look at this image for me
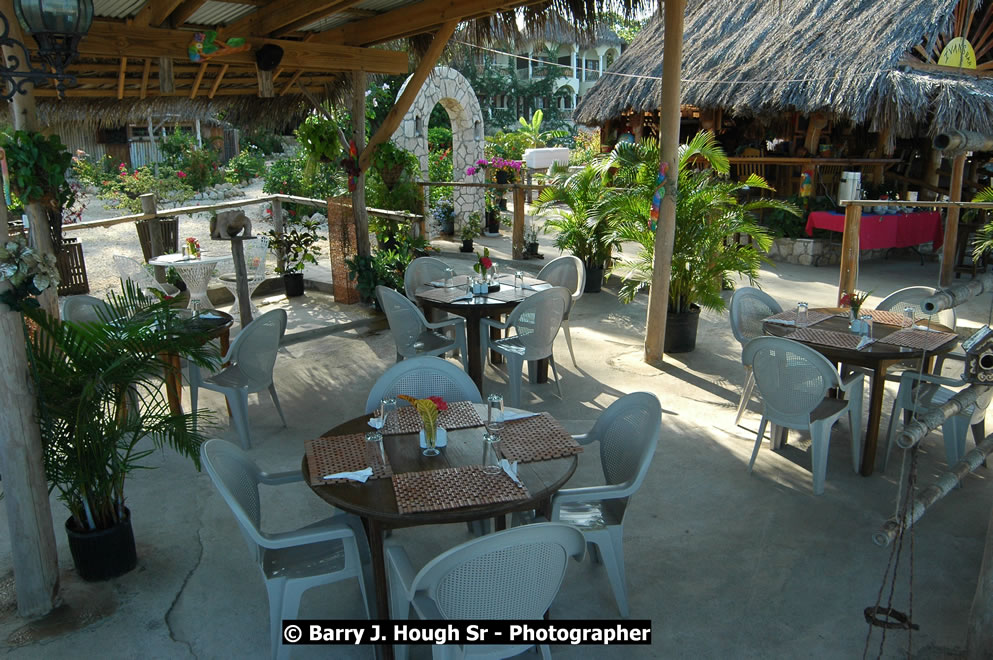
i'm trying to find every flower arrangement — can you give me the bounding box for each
[840,289,872,317]
[0,235,60,311]
[473,247,493,278]
[185,236,201,258]
[397,394,448,452]
[466,158,523,181]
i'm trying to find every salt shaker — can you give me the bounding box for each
[796,302,809,328]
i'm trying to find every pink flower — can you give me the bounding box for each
[177,170,187,178]
[466,166,477,176]
[480,256,492,270]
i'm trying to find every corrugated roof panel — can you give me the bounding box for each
[187,1,258,26]
[300,0,417,32]
[300,15,352,32]
[94,0,145,20]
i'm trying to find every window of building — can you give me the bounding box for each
[516,56,528,70]
[585,59,600,80]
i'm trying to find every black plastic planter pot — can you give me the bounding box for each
[583,265,604,293]
[664,305,702,353]
[283,272,305,297]
[66,510,137,581]
[460,239,474,253]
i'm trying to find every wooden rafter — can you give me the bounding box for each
[168,0,209,27]
[130,1,155,27]
[190,61,208,99]
[140,58,151,99]
[359,20,458,171]
[225,0,352,39]
[208,63,228,98]
[81,21,408,74]
[116,57,127,99]
[279,69,303,96]
[273,0,367,38]
[150,0,185,27]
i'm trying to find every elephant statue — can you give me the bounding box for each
[210,210,253,239]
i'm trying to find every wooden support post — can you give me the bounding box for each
[229,238,253,327]
[271,197,285,273]
[351,70,371,258]
[140,58,151,99]
[644,0,684,363]
[941,153,968,287]
[871,125,892,185]
[159,56,174,93]
[512,186,525,259]
[925,144,942,201]
[116,57,128,99]
[208,63,228,99]
[838,204,862,302]
[256,67,274,98]
[190,61,208,99]
[140,194,166,282]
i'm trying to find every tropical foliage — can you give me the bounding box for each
[603,131,799,313]
[24,281,219,532]
[971,186,993,261]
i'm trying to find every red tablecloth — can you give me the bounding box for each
[805,211,944,250]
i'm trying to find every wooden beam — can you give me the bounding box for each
[208,63,228,98]
[159,55,174,93]
[150,0,185,27]
[837,204,862,303]
[130,1,156,27]
[139,58,151,98]
[279,69,303,96]
[941,153,968,287]
[359,20,457,171]
[82,21,408,75]
[116,57,128,99]
[256,67,274,97]
[226,0,354,38]
[189,61,208,99]
[273,0,367,37]
[316,0,524,46]
[168,0,208,27]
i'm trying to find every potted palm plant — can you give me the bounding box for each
[534,165,620,292]
[266,216,324,297]
[23,281,219,581]
[604,131,799,352]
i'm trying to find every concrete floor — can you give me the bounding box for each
[2,248,991,659]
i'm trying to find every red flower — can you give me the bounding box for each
[427,396,448,411]
[839,293,851,306]
[177,170,187,178]
[479,257,493,270]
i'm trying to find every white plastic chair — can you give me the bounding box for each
[219,236,270,324]
[729,287,783,425]
[882,368,992,471]
[537,255,585,366]
[364,356,481,414]
[191,309,288,449]
[113,254,180,297]
[62,295,115,323]
[376,286,468,370]
[403,256,451,301]
[386,523,585,660]
[743,337,865,495]
[543,392,661,618]
[480,287,570,407]
[201,440,370,660]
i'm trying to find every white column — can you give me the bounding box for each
[528,50,533,78]
[572,92,578,108]
[599,53,605,78]
[580,53,585,82]
[572,47,578,80]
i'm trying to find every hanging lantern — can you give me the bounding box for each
[13,0,93,86]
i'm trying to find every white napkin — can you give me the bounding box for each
[322,467,373,482]
[913,324,943,333]
[856,336,877,351]
[450,294,473,302]
[764,318,795,326]
[502,410,540,422]
[368,417,385,429]
[499,458,522,486]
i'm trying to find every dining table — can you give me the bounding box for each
[162,309,233,415]
[148,253,232,311]
[303,403,580,659]
[763,307,959,476]
[415,274,557,391]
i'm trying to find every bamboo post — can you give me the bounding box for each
[941,153,967,287]
[837,204,862,303]
[644,0,685,363]
[271,197,285,273]
[512,185,526,259]
[351,71,371,259]
[140,194,166,282]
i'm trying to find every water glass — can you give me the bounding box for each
[486,393,505,433]
[482,433,502,475]
[365,431,385,468]
[489,263,499,283]
[191,299,202,318]
[860,314,873,339]
[444,267,455,288]
[795,301,808,328]
[902,306,915,328]
[514,271,525,289]
[379,397,397,432]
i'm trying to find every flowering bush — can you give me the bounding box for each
[224,146,266,185]
[0,235,59,310]
[99,163,194,214]
[466,157,523,182]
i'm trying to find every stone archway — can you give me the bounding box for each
[392,66,485,233]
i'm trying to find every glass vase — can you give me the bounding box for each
[418,424,446,456]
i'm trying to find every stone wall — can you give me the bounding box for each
[765,237,890,266]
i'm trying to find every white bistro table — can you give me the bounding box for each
[148,253,231,310]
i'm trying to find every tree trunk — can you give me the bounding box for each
[644,0,685,363]
[351,71,371,259]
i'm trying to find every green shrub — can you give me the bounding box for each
[428,126,452,151]
[427,146,452,205]
[242,130,284,155]
[570,129,601,166]
[224,147,266,184]
[100,163,194,214]
[71,151,115,189]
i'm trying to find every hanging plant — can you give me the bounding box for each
[0,130,75,210]
[295,115,342,180]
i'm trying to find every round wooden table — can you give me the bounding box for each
[763,308,958,476]
[304,408,578,657]
[415,275,553,391]
[163,309,233,415]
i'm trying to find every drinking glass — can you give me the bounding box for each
[444,267,455,288]
[796,302,808,328]
[514,271,525,289]
[860,314,873,339]
[489,263,499,283]
[902,306,915,328]
[365,431,385,468]
[379,397,397,433]
[482,433,502,475]
[486,393,505,434]
[191,299,202,318]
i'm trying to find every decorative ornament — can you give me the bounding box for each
[188,31,249,63]
[341,140,361,192]
[649,161,668,230]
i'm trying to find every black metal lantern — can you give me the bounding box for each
[0,0,92,99]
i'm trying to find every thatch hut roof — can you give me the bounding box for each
[573,0,993,139]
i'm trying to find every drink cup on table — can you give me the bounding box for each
[796,302,808,328]
[486,393,505,433]
[365,431,385,468]
[482,433,502,475]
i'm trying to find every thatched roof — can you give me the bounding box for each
[471,13,625,50]
[573,0,993,140]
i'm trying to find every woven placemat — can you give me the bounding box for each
[764,309,832,326]
[865,309,912,326]
[392,466,529,514]
[878,328,959,351]
[786,327,868,350]
[305,433,393,486]
[496,413,583,463]
[382,400,483,435]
